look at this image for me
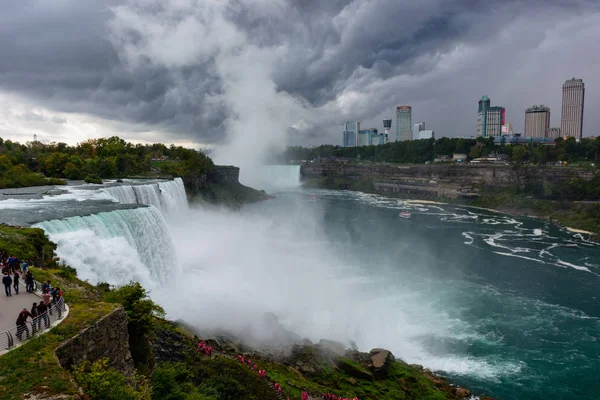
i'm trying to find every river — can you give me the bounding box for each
[1,166,598,400]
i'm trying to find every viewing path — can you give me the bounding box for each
[0,284,38,332]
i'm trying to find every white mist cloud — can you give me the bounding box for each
[108,0,319,182]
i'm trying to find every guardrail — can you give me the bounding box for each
[0,280,67,352]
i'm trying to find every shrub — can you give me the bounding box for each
[73,358,150,400]
[85,174,103,184]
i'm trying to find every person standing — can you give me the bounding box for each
[37,301,49,329]
[2,272,12,296]
[25,271,34,293]
[31,302,39,334]
[13,271,20,294]
[16,308,33,341]
[42,289,52,316]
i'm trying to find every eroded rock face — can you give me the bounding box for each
[55,307,134,377]
[368,348,395,379]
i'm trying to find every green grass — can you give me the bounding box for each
[258,358,448,400]
[0,266,118,400]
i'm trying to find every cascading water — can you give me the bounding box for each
[34,207,176,287]
[101,178,188,215]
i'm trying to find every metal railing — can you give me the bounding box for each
[0,281,67,352]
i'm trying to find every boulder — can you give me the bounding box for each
[368,348,395,379]
[455,388,472,398]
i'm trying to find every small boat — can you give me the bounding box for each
[399,211,411,219]
[308,195,317,201]
[562,243,578,248]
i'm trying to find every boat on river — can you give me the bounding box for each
[399,211,411,219]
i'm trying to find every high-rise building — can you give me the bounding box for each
[547,127,561,138]
[524,105,551,138]
[412,122,425,139]
[342,121,360,147]
[561,78,585,139]
[477,96,505,137]
[396,106,412,141]
[383,119,392,144]
[358,128,378,146]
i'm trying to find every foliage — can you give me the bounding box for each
[85,173,103,184]
[0,224,58,267]
[151,363,213,400]
[73,358,150,400]
[278,136,600,166]
[105,282,165,375]
[0,136,214,188]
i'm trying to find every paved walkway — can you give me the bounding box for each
[0,284,39,332]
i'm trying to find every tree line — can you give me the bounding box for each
[279,136,600,166]
[0,136,214,188]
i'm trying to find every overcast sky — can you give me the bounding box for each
[1,0,599,156]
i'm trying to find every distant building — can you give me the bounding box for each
[396,106,412,141]
[418,130,435,140]
[547,127,561,139]
[343,121,360,147]
[412,122,425,139]
[524,105,551,138]
[453,153,468,162]
[561,78,585,139]
[383,119,392,144]
[494,136,556,146]
[358,128,378,146]
[501,123,513,135]
[477,95,505,138]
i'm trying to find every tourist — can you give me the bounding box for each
[25,270,34,293]
[3,272,12,296]
[13,270,20,294]
[21,260,28,274]
[31,302,39,334]
[41,280,51,292]
[37,301,49,329]
[42,289,52,316]
[52,287,63,318]
[16,307,33,341]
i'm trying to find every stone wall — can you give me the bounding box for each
[55,306,134,376]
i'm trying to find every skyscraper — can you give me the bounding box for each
[396,106,412,141]
[560,78,585,139]
[342,121,360,147]
[524,105,551,138]
[477,95,505,137]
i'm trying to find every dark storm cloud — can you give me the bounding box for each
[0,0,599,145]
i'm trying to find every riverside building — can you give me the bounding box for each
[396,106,412,141]
[524,105,551,138]
[561,78,585,139]
[477,95,505,138]
[343,121,360,147]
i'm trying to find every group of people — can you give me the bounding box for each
[1,252,35,296]
[2,249,65,342]
[14,280,63,341]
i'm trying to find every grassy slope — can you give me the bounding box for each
[0,226,118,400]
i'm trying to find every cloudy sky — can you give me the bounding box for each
[1,0,599,157]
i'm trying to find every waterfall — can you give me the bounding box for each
[101,178,188,215]
[34,207,177,286]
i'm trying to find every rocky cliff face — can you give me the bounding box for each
[300,162,597,199]
[55,306,134,377]
[182,165,269,207]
